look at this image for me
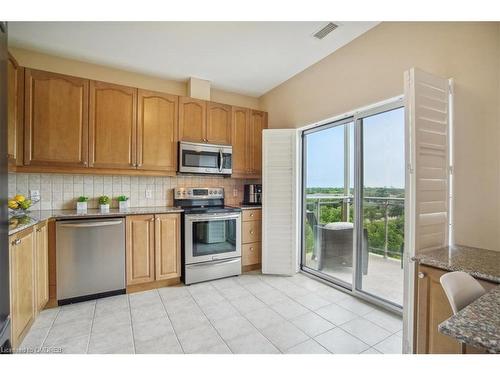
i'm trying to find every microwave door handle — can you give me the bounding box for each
[219,149,223,172]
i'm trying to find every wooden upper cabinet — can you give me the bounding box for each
[24,69,89,168]
[249,110,267,175]
[206,102,232,145]
[178,97,206,143]
[231,106,250,176]
[137,90,178,172]
[7,53,23,167]
[126,215,155,286]
[89,81,137,169]
[155,214,181,281]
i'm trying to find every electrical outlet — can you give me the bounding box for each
[29,189,40,201]
[145,190,153,199]
[233,188,238,198]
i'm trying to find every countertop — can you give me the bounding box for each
[8,207,184,236]
[412,245,500,283]
[438,285,500,353]
[237,205,262,210]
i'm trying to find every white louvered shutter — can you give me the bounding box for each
[406,68,452,256]
[262,129,299,275]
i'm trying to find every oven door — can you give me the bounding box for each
[179,142,232,175]
[185,212,241,264]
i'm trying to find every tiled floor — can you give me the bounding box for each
[19,272,403,354]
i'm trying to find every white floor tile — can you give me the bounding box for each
[373,334,403,354]
[230,294,266,314]
[293,293,331,310]
[286,339,330,354]
[177,323,225,354]
[244,306,286,330]
[340,317,393,346]
[290,312,335,337]
[270,297,310,320]
[260,321,309,352]
[363,308,403,333]
[226,332,279,354]
[211,315,256,341]
[336,296,376,315]
[315,328,369,354]
[315,304,358,326]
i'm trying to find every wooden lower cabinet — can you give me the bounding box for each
[9,228,35,349]
[241,209,262,269]
[34,222,49,312]
[126,214,181,287]
[415,264,496,354]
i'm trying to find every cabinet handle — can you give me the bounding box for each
[250,230,254,235]
[418,272,426,279]
[12,239,21,246]
[250,247,254,251]
[150,218,155,222]
[83,161,88,166]
[36,228,41,232]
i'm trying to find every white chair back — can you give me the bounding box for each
[440,271,486,314]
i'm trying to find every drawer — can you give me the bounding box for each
[242,209,261,222]
[242,242,261,266]
[242,221,261,244]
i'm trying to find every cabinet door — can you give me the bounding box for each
[231,106,250,176]
[249,110,266,176]
[7,53,23,167]
[9,229,35,349]
[35,222,49,312]
[24,69,89,168]
[126,215,155,285]
[137,90,178,172]
[415,265,461,354]
[178,97,206,143]
[242,220,262,244]
[155,214,181,280]
[89,81,137,169]
[207,102,232,145]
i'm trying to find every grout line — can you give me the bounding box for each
[157,288,186,354]
[85,301,97,354]
[38,307,62,352]
[186,284,233,354]
[127,294,137,354]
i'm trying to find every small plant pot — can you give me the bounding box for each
[100,204,110,213]
[118,201,129,211]
[76,202,88,213]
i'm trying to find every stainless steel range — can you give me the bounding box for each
[175,187,241,285]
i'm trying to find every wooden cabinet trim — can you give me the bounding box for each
[89,81,137,170]
[8,53,24,168]
[24,68,89,168]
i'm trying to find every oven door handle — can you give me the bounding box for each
[186,258,240,268]
[186,213,241,222]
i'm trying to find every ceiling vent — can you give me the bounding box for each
[313,22,338,40]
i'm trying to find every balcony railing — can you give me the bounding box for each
[305,193,405,261]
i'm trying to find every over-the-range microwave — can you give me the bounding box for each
[178,141,232,175]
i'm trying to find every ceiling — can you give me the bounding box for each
[8,21,379,97]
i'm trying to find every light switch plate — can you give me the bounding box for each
[145,190,153,199]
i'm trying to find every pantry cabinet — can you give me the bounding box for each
[137,90,178,172]
[7,53,23,168]
[206,102,232,145]
[9,227,35,349]
[24,69,89,168]
[35,221,49,312]
[126,214,181,286]
[178,97,206,143]
[89,81,137,170]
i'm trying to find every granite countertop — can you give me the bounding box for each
[412,245,500,283]
[438,285,500,353]
[8,207,184,236]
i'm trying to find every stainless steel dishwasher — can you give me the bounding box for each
[56,218,125,305]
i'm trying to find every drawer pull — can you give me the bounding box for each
[250,247,254,251]
[418,272,426,279]
[250,230,254,234]
[12,239,21,246]
[250,213,254,217]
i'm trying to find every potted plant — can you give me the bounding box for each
[117,195,129,211]
[98,196,110,213]
[76,196,89,212]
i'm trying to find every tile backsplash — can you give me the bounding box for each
[8,173,260,210]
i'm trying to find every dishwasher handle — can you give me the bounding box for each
[58,220,123,228]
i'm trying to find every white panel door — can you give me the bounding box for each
[403,67,452,354]
[262,129,299,275]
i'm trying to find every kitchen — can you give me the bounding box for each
[1,15,500,363]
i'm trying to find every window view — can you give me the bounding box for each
[302,105,405,308]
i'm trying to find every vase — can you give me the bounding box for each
[118,201,129,212]
[76,202,88,213]
[100,204,110,213]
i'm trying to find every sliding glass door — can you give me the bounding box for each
[301,102,405,309]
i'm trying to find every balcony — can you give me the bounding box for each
[304,193,404,306]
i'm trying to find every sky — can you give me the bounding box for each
[306,107,405,189]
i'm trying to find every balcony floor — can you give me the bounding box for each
[305,253,404,306]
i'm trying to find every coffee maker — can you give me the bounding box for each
[243,184,262,205]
